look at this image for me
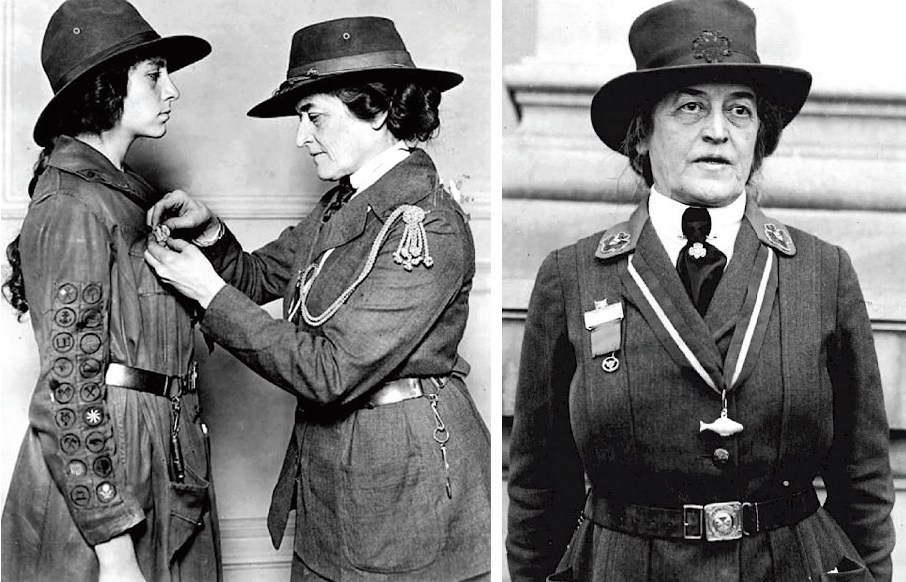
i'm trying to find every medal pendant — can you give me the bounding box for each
[689,242,707,259]
[601,354,619,373]
[699,409,743,437]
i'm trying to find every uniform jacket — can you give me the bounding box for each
[198,149,491,581]
[507,196,894,582]
[2,136,220,582]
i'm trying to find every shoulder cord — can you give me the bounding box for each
[298,205,433,327]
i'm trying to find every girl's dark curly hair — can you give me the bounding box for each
[332,80,442,143]
[620,90,788,189]
[4,51,158,320]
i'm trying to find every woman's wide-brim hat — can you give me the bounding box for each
[248,16,463,118]
[34,0,211,147]
[591,0,812,153]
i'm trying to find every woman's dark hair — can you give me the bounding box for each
[332,80,442,143]
[4,51,157,319]
[621,90,788,188]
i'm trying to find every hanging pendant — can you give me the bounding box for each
[699,390,743,437]
[688,242,707,259]
[699,409,744,437]
[601,354,619,373]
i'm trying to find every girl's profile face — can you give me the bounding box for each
[119,58,180,140]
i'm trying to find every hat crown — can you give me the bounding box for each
[629,0,760,71]
[42,0,160,93]
[285,17,414,81]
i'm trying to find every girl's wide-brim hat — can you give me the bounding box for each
[591,0,812,153]
[34,0,211,147]
[248,16,463,118]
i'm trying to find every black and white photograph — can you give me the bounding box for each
[1,0,492,580]
[3,0,906,581]
[503,0,906,581]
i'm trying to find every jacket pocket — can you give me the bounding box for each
[819,557,872,581]
[339,453,442,573]
[168,476,210,563]
[793,508,873,581]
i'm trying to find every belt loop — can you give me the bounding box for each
[742,501,758,535]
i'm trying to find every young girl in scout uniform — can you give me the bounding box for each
[2,0,219,580]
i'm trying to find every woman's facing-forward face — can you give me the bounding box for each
[640,83,759,208]
[295,93,397,182]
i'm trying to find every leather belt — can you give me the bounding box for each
[366,376,446,408]
[104,362,197,399]
[587,488,819,542]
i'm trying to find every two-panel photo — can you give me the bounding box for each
[1,0,904,581]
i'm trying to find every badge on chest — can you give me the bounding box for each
[584,300,623,372]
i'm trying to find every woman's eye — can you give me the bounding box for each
[147,71,161,82]
[679,102,702,113]
[729,105,753,117]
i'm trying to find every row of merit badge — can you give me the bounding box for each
[584,300,623,373]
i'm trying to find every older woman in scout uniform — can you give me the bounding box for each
[143,16,491,582]
[506,0,894,581]
[1,0,218,580]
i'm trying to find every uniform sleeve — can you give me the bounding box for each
[506,251,586,582]
[821,247,895,582]
[201,221,309,306]
[22,195,145,545]
[199,207,469,406]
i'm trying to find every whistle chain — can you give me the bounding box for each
[427,393,453,499]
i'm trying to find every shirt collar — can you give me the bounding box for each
[648,186,746,262]
[347,141,412,194]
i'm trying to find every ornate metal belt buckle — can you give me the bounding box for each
[703,501,743,541]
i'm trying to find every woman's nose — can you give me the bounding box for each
[296,120,312,148]
[702,109,729,143]
[162,71,180,101]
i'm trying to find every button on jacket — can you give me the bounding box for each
[2,136,219,582]
[507,196,894,582]
[199,149,491,581]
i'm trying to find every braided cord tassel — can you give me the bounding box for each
[299,204,432,327]
[392,206,434,271]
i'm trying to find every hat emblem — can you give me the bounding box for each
[306,68,319,77]
[692,30,731,63]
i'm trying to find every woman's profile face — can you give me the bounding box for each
[294,93,394,181]
[639,83,759,208]
[119,58,180,140]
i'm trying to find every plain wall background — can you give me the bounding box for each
[0,0,492,574]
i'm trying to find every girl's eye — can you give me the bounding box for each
[147,71,161,82]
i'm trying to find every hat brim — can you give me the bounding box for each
[247,67,463,118]
[34,35,211,147]
[590,63,812,153]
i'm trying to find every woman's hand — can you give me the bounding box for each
[144,237,226,309]
[146,189,219,239]
[94,533,147,582]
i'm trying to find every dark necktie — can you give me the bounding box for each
[321,177,355,222]
[676,207,727,315]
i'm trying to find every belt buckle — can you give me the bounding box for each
[683,504,703,539]
[703,501,743,541]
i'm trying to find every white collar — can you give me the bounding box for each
[347,141,411,194]
[647,186,746,265]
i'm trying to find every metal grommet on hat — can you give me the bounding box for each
[34,0,212,147]
[589,0,812,153]
[247,16,463,118]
